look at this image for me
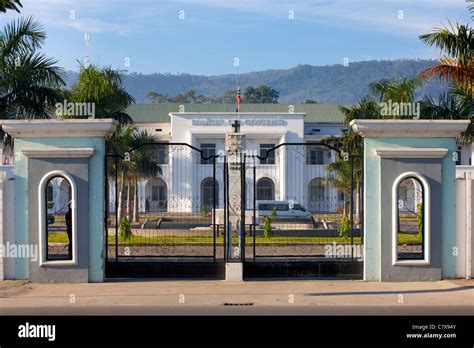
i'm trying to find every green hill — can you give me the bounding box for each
[65,59,446,104]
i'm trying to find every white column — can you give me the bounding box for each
[466,170,472,279]
[280,134,287,200]
[0,167,14,279]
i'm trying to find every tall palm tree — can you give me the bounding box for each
[325,156,352,214]
[419,21,473,94]
[0,16,65,120]
[107,126,161,223]
[128,131,161,223]
[325,99,379,225]
[66,63,135,124]
[107,126,136,222]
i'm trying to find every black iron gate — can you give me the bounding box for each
[104,141,363,278]
[105,143,225,278]
[241,143,364,278]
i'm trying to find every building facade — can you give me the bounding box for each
[108,104,352,214]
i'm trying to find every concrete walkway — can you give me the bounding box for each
[0,279,472,315]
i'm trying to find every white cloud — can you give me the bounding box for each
[4,0,470,36]
[3,0,131,34]
[178,0,471,35]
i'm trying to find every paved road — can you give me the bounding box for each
[0,279,472,316]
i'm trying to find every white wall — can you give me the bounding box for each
[457,142,473,166]
[455,166,473,278]
[130,114,346,213]
[0,165,14,280]
[169,112,306,212]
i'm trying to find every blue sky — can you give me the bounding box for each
[1,0,471,75]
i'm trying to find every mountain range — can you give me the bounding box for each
[65,59,447,104]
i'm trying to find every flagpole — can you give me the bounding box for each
[236,65,240,120]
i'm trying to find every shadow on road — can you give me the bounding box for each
[306,285,474,297]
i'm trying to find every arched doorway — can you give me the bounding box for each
[308,177,327,212]
[145,177,168,212]
[201,177,219,210]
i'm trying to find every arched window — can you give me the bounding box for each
[308,178,326,212]
[39,171,77,266]
[201,177,219,209]
[146,177,168,212]
[393,172,430,265]
[256,178,275,200]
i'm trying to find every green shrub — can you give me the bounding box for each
[417,203,423,236]
[201,204,208,217]
[338,214,350,239]
[271,206,277,218]
[263,216,273,237]
[119,216,132,240]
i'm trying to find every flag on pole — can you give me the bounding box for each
[237,88,241,111]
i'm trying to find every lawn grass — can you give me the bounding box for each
[48,233,70,243]
[50,230,421,245]
[50,232,362,245]
[398,233,422,244]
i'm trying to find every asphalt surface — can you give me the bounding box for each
[0,279,472,316]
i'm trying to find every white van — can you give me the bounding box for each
[256,200,311,219]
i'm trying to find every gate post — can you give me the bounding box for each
[351,120,469,281]
[0,120,117,283]
[224,127,246,281]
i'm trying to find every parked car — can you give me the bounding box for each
[256,200,311,219]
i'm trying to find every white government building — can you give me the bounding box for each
[106,103,473,214]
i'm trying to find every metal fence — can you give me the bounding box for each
[105,143,225,262]
[241,143,364,262]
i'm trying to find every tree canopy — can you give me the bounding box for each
[0,16,65,120]
[65,63,135,124]
[243,85,279,103]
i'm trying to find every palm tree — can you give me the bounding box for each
[107,126,161,223]
[325,99,379,225]
[66,63,135,124]
[335,98,381,159]
[0,0,22,13]
[0,16,65,120]
[107,126,136,222]
[419,21,473,94]
[0,16,65,152]
[370,77,422,105]
[128,131,161,223]
[418,6,473,141]
[420,86,473,142]
[325,156,352,214]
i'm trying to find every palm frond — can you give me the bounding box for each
[0,0,22,13]
[419,21,472,61]
[0,16,45,61]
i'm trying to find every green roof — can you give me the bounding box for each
[125,103,350,124]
